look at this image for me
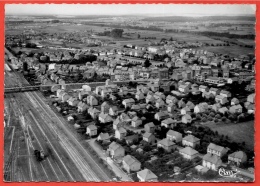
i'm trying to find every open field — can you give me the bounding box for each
[207,120,254,149]
[198,45,254,57]
[237,39,255,45]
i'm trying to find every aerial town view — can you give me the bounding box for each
[4,4,255,182]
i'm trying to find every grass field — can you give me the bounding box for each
[237,39,255,45]
[198,45,254,57]
[207,120,254,149]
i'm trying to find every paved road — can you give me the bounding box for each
[88,139,133,181]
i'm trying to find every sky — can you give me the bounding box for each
[5,4,256,16]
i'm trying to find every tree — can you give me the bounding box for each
[110,29,124,38]
[137,34,141,39]
[143,59,151,68]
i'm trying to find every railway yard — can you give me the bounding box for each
[4,51,111,182]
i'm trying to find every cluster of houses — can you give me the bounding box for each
[48,77,254,181]
[11,34,255,87]
[101,130,248,181]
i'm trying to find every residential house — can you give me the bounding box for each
[122,155,141,173]
[191,84,200,94]
[166,130,182,143]
[229,104,243,114]
[150,83,160,92]
[113,117,124,130]
[203,91,215,99]
[199,85,209,93]
[131,104,141,111]
[194,102,209,114]
[228,151,247,166]
[154,92,166,100]
[119,113,131,122]
[179,147,199,160]
[115,127,127,140]
[247,104,255,114]
[97,132,110,142]
[87,95,98,106]
[135,91,145,100]
[77,101,88,113]
[155,99,165,109]
[182,135,200,148]
[67,97,80,107]
[154,111,169,121]
[247,93,255,104]
[122,98,135,108]
[215,95,228,105]
[61,92,70,102]
[107,142,125,159]
[207,143,228,157]
[167,103,176,113]
[166,95,178,105]
[56,89,65,98]
[178,84,189,94]
[120,87,129,96]
[109,106,118,116]
[157,138,176,152]
[231,98,239,106]
[202,154,222,171]
[137,169,158,182]
[209,87,220,96]
[182,114,192,124]
[101,88,110,98]
[88,107,101,119]
[143,132,156,144]
[110,94,117,101]
[125,135,139,145]
[211,103,221,112]
[186,101,195,110]
[218,107,229,114]
[146,95,156,104]
[101,102,110,114]
[99,112,113,123]
[161,118,176,128]
[144,122,155,133]
[131,116,142,128]
[78,90,89,100]
[181,107,191,115]
[178,99,186,108]
[86,125,97,137]
[220,90,232,98]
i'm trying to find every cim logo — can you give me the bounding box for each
[218,166,240,178]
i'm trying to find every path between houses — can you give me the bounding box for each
[88,138,133,182]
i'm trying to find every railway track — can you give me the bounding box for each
[25,92,102,181]
[31,91,111,181]
[11,93,77,181]
[4,141,17,181]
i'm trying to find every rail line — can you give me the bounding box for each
[31,91,111,181]
[26,92,101,181]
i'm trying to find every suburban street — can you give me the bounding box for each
[88,139,133,181]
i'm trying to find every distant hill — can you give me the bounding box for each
[142,16,256,22]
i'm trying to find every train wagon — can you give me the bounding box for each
[34,150,45,162]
